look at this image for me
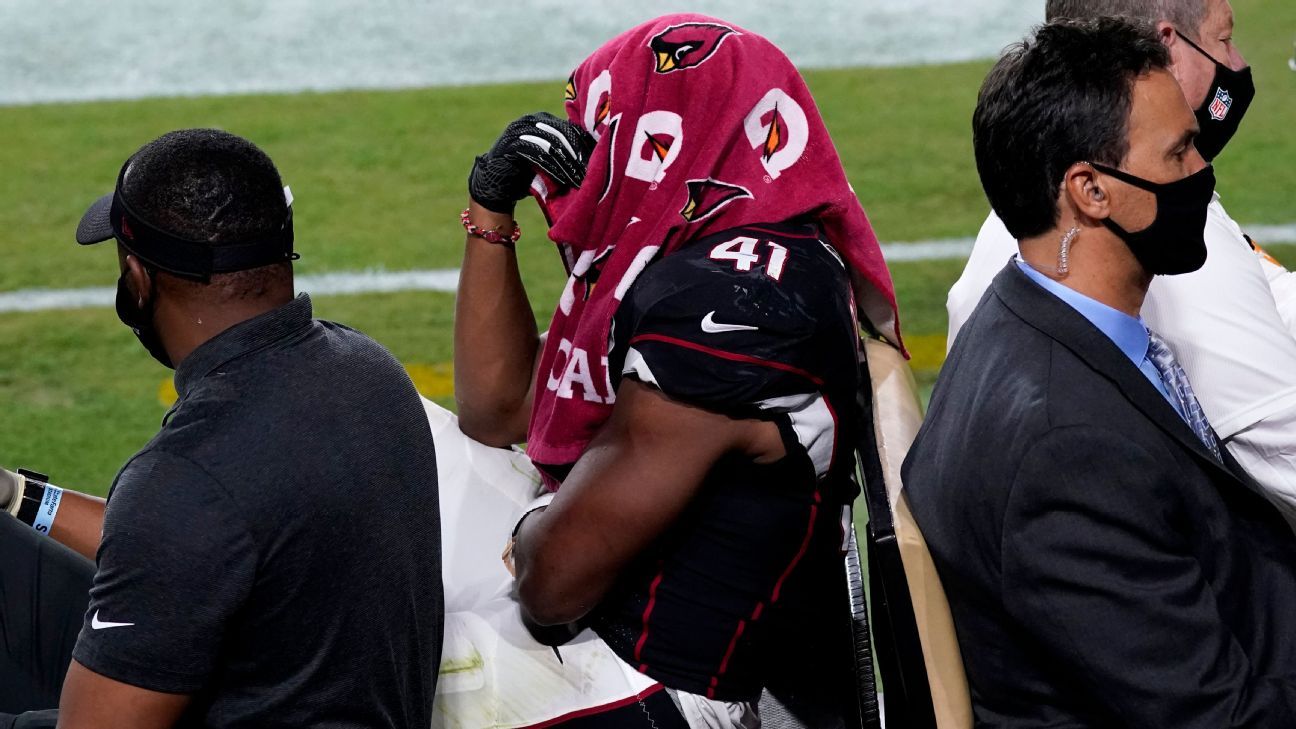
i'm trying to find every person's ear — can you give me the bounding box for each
[1155,20,1177,49]
[124,254,153,307]
[1061,162,1109,224]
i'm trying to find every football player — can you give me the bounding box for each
[451,13,902,727]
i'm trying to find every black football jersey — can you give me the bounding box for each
[591,220,861,701]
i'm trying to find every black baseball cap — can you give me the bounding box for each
[76,155,296,282]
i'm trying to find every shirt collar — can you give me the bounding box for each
[174,293,313,398]
[1014,258,1149,367]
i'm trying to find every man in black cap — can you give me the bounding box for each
[0,128,443,728]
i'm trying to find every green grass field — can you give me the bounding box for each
[3,0,1294,494]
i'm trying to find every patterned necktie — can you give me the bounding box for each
[1145,331,1221,460]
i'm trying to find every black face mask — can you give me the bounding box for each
[115,270,173,369]
[1090,162,1216,276]
[1176,30,1254,161]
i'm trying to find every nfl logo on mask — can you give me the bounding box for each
[1209,88,1233,121]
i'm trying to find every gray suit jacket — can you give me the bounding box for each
[904,263,1296,727]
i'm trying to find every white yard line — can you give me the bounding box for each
[4,225,1295,314]
[1242,223,1296,246]
[874,223,1296,263]
[880,238,975,262]
[0,269,460,314]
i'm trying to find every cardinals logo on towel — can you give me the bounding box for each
[626,111,683,183]
[680,178,753,222]
[744,89,809,179]
[649,22,738,73]
[581,70,615,140]
[598,116,622,201]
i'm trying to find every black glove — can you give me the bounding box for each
[469,112,596,214]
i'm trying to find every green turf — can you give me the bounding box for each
[2,0,1293,494]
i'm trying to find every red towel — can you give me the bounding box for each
[526,13,902,479]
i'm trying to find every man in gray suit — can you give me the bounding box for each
[904,18,1296,727]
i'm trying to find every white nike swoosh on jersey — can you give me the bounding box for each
[701,311,759,334]
[90,610,134,630]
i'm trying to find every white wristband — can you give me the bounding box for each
[32,484,63,535]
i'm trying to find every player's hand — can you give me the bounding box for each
[469,112,595,214]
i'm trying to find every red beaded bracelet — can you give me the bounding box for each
[461,208,521,246]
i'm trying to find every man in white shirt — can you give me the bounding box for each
[947,0,1296,523]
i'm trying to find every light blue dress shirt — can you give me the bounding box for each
[1015,259,1187,420]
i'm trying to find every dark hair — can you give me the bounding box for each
[121,128,291,296]
[121,128,287,244]
[1045,0,1208,39]
[972,17,1170,239]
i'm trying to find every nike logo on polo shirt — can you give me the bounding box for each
[701,311,759,334]
[90,610,134,630]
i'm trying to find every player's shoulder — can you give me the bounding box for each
[626,221,850,323]
[614,221,858,388]
[673,220,846,278]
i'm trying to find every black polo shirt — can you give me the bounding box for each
[72,295,442,728]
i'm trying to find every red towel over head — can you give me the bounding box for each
[526,13,902,481]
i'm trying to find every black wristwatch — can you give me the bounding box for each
[15,469,49,528]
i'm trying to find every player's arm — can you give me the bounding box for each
[513,379,785,626]
[453,202,541,446]
[456,199,541,448]
[57,661,189,729]
[454,113,594,446]
[48,493,104,562]
[1,468,104,561]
